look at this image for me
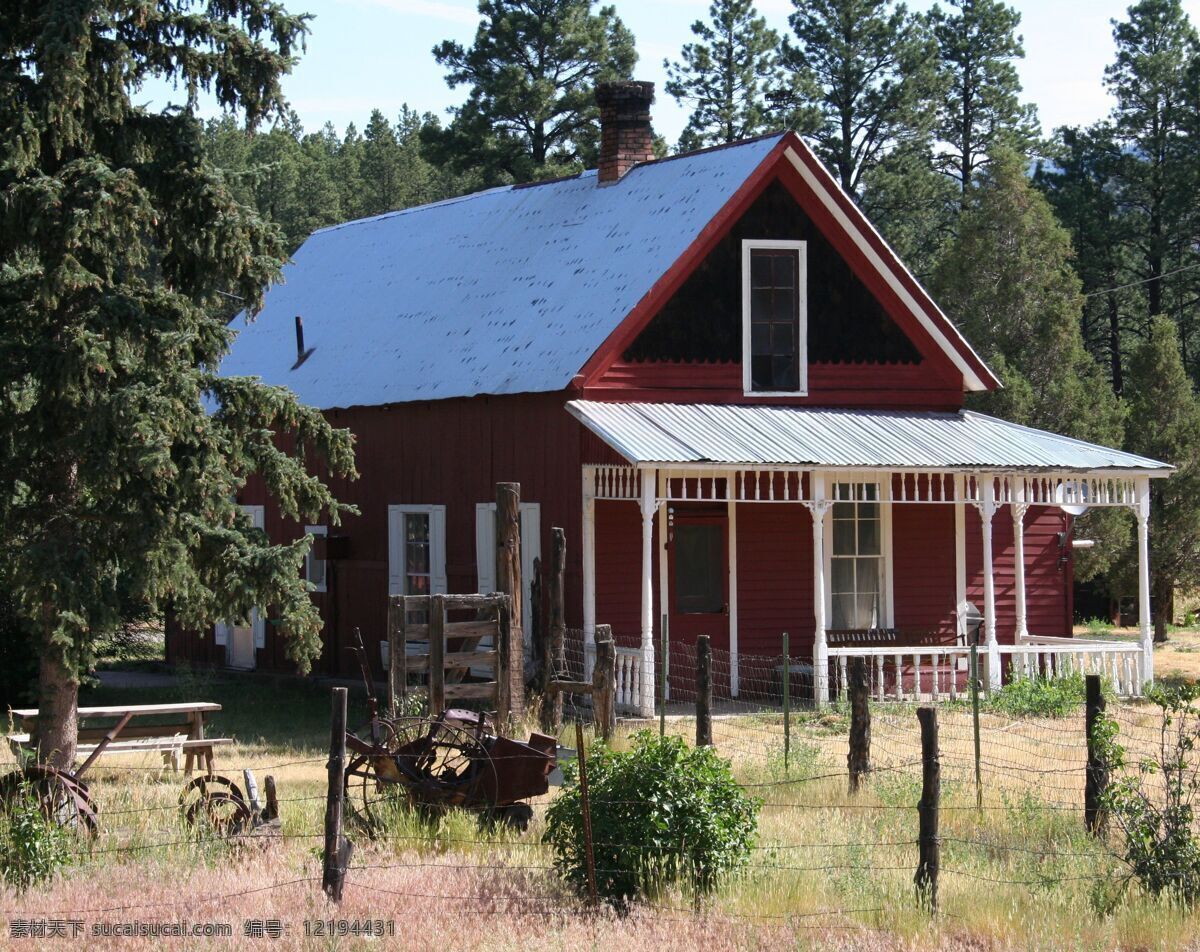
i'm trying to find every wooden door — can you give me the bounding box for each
[668,509,730,684]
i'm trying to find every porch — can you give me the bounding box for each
[568,402,1170,715]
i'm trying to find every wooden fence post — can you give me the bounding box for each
[847,656,871,792]
[696,634,713,747]
[495,482,525,725]
[429,593,446,715]
[593,631,615,742]
[1085,674,1107,835]
[575,720,599,909]
[388,596,407,716]
[263,775,279,822]
[782,631,790,773]
[914,706,940,913]
[323,687,351,902]
[542,528,567,734]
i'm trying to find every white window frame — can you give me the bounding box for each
[304,525,328,594]
[742,238,808,396]
[823,478,894,629]
[388,505,447,598]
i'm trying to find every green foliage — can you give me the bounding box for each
[929,0,1040,200]
[0,785,71,891]
[0,0,359,727]
[1097,681,1200,904]
[783,0,940,195]
[987,673,1090,718]
[544,732,758,906]
[664,0,788,151]
[428,0,638,184]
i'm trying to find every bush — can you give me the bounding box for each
[544,731,758,907]
[0,785,71,891]
[1097,682,1200,904]
[987,672,1093,718]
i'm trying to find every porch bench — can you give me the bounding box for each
[6,733,232,775]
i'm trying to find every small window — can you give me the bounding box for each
[674,523,725,614]
[387,505,447,599]
[305,526,327,593]
[829,483,884,629]
[742,240,807,394]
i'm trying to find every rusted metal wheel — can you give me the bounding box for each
[0,765,99,837]
[344,717,497,835]
[179,774,252,835]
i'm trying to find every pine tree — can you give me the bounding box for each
[0,2,357,766]
[932,152,1127,580]
[929,0,1040,201]
[784,0,940,196]
[664,0,787,151]
[360,110,403,217]
[429,0,638,183]
[1123,317,1200,641]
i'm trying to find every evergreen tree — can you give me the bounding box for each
[1123,317,1200,641]
[784,0,940,196]
[929,0,1040,201]
[0,2,357,765]
[1105,0,1199,328]
[664,0,788,151]
[360,109,403,217]
[932,152,1127,580]
[429,0,638,183]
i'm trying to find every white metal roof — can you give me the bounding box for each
[567,401,1171,473]
[219,135,785,410]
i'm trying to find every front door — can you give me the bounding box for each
[668,508,729,693]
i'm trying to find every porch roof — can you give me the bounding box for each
[567,401,1171,474]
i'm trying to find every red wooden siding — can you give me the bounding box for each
[734,503,814,654]
[891,504,957,638]
[593,499,658,649]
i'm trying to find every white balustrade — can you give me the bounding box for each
[614,646,642,714]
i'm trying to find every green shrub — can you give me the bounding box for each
[0,785,71,891]
[987,672,1092,718]
[544,731,758,907]
[1097,682,1200,905]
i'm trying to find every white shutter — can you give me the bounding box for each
[214,621,228,647]
[387,506,404,596]
[520,503,541,648]
[475,503,496,594]
[430,506,448,595]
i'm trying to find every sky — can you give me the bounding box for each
[148,0,1200,144]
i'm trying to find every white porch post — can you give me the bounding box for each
[979,475,1001,690]
[1012,483,1029,642]
[1136,476,1154,688]
[954,474,967,641]
[638,468,658,718]
[810,472,832,706]
[582,466,596,680]
[728,494,739,697]
[657,470,670,700]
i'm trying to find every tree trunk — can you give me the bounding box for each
[35,611,78,768]
[1153,575,1171,644]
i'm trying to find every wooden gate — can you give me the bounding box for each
[387,593,514,726]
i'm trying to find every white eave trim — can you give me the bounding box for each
[783,147,992,393]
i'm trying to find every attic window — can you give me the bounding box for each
[742,240,807,394]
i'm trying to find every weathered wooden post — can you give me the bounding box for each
[782,631,791,773]
[914,706,940,913]
[575,720,599,909]
[387,595,407,716]
[696,634,713,747]
[1085,674,1108,835]
[593,629,616,742]
[847,657,871,792]
[323,687,351,902]
[531,555,543,686]
[429,593,446,715]
[659,614,668,738]
[263,775,279,822]
[542,528,567,734]
[496,482,525,725]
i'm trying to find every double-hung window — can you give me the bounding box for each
[387,505,447,598]
[828,482,891,630]
[742,239,807,395]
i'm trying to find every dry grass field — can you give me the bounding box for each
[2,649,1200,950]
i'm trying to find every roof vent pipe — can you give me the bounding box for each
[292,314,314,369]
[596,81,655,185]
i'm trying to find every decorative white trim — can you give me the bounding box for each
[638,469,658,717]
[954,474,967,642]
[741,239,808,396]
[304,525,328,594]
[1136,476,1153,687]
[782,146,990,392]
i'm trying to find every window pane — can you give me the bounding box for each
[771,355,796,391]
[751,251,772,287]
[857,501,879,520]
[406,513,429,543]
[674,524,724,614]
[407,540,429,574]
[832,519,855,556]
[772,322,793,354]
[772,253,796,288]
[855,594,880,628]
[308,555,326,589]
[771,288,795,322]
[750,288,773,322]
[857,517,881,556]
[406,574,429,596]
[831,593,853,629]
[751,321,770,355]
[856,558,881,595]
[830,558,855,593]
[750,354,772,391]
[861,484,878,501]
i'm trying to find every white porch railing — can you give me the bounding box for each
[828,636,1146,702]
[614,646,643,714]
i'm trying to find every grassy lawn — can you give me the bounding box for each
[2,667,1199,950]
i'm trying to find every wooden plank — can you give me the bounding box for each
[429,593,446,714]
[444,682,500,701]
[547,679,595,695]
[12,702,222,719]
[443,593,508,611]
[406,650,498,673]
[445,620,500,640]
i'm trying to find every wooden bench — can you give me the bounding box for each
[7,702,225,777]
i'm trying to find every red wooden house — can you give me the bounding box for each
[168,82,1169,708]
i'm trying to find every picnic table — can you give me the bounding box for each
[6,702,228,777]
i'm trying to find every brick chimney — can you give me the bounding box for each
[596,81,655,185]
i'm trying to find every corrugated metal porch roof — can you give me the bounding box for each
[566,401,1171,473]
